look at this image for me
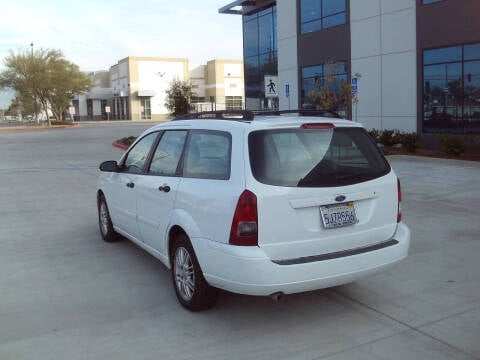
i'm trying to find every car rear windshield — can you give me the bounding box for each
[248,127,391,187]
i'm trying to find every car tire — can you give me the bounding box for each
[171,234,218,311]
[98,194,120,242]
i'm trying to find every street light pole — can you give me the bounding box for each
[30,43,39,124]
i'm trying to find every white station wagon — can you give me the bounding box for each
[97,110,410,311]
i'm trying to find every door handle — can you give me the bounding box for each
[158,185,170,193]
[126,182,135,188]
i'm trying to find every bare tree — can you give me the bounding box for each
[306,61,354,117]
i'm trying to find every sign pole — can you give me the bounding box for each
[105,106,111,122]
[351,77,359,122]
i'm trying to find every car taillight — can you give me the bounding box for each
[229,190,258,246]
[397,178,402,223]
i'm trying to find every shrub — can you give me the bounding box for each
[466,135,480,153]
[368,129,380,143]
[400,133,420,153]
[119,136,137,147]
[369,129,420,153]
[440,135,465,157]
[379,129,396,147]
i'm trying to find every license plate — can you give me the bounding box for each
[320,202,358,229]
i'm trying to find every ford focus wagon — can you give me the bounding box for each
[97,110,410,311]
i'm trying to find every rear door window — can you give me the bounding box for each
[148,130,187,176]
[249,127,390,187]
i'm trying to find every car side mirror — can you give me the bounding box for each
[99,160,120,172]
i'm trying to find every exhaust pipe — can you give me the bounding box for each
[270,292,284,302]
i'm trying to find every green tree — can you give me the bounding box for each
[9,91,39,118]
[165,78,194,116]
[0,48,91,125]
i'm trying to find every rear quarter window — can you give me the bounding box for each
[249,127,390,187]
[183,131,231,180]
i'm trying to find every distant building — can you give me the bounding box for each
[111,56,189,121]
[190,59,244,112]
[72,71,112,121]
[72,57,244,121]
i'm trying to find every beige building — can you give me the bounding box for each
[74,57,244,121]
[110,57,189,121]
[191,59,244,111]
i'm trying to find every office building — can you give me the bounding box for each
[220,0,480,136]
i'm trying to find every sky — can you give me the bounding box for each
[0,0,244,107]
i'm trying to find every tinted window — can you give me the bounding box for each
[300,0,346,34]
[424,46,461,65]
[148,130,187,176]
[423,43,480,134]
[183,131,231,180]
[123,132,158,174]
[464,43,480,61]
[249,127,390,187]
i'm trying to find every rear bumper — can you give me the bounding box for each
[192,222,410,296]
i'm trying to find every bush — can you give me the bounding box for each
[439,134,465,157]
[368,129,380,143]
[466,135,480,153]
[369,129,420,153]
[118,136,137,147]
[379,129,396,147]
[400,133,420,153]
[51,120,74,126]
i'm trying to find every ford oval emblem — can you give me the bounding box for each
[335,195,346,202]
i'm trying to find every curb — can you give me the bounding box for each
[387,154,480,166]
[112,141,128,151]
[0,124,80,131]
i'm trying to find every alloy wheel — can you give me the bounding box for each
[174,247,195,301]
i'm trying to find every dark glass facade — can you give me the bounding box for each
[300,0,346,34]
[242,5,277,110]
[423,43,480,134]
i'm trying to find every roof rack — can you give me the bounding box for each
[253,109,341,118]
[171,109,341,122]
[172,110,254,121]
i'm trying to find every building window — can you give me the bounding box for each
[423,43,480,134]
[243,5,277,110]
[140,97,151,120]
[300,0,346,34]
[191,96,205,103]
[301,61,348,116]
[225,96,243,110]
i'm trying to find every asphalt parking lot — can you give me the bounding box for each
[0,124,479,360]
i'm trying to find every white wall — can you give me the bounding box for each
[224,63,244,97]
[277,0,299,110]
[137,60,187,115]
[350,0,417,132]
